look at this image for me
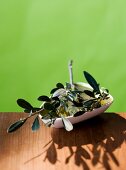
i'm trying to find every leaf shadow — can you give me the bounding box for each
[24,113,126,170]
[47,113,126,169]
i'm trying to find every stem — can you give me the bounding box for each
[68,60,74,86]
[24,108,44,121]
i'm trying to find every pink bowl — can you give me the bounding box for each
[53,101,113,128]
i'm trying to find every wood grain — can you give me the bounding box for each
[0,112,126,170]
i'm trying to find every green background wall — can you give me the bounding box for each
[0,0,126,112]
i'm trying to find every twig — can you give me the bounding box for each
[68,60,74,86]
[24,108,44,121]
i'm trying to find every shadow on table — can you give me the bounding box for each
[42,113,126,170]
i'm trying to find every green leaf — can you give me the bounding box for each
[44,102,54,110]
[103,88,109,94]
[83,71,100,93]
[83,99,95,108]
[72,90,83,94]
[51,97,59,101]
[50,87,59,94]
[32,116,40,131]
[84,90,95,97]
[56,83,64,88]
[7,119,26,133]
[38,95,50,102]
[17,99,33,110]
[74,111,85,117]
[72,101,83,107]
[52,88,66,97]
[62,116,73,131]
[24,109,30,113]
[105,89,109,93]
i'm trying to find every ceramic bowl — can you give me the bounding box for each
[40,82,113,128]
[53,82,113,128]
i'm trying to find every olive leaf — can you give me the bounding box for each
[50,87,59,94]
[17,99,33,110]
[50,83,64,94]
[61,116,73,131]
[105,89,109,93]
[32,116,40,131]
[72,100,83,107]
[83,99,95,108]
[7,119,27,133]
[24,109,31,113]
[84,90,95,97]
[52,88,66,97]
[56,83,64,88]
[83,71,100,93]
[44,102,54,110]
[51,97,60,101]
[38,95,51,102]
[74,111,85,117]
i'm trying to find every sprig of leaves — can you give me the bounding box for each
[7,61,110,133]
[17,99,41,113]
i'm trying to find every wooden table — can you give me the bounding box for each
[0,112,126,170]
